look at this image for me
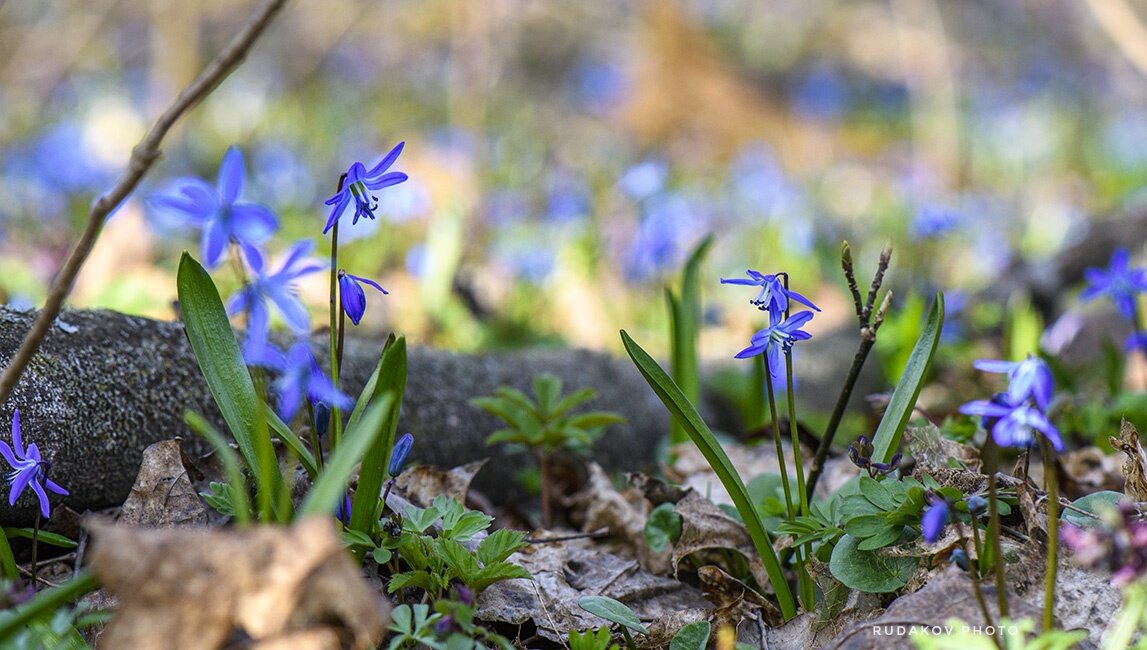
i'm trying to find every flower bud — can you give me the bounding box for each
[389,433,414,477]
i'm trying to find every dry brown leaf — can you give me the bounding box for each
[671,490,774,596]
[118,439,207,528]
[1059,446,1123,499]
[699,564,782,629]
[903,425,980,473]
[574,463,670,574]
[1111,419,1147,502]
[88,517,388,650]
[394,459,486,506]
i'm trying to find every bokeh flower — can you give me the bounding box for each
[921,491,950,543]
[972,356,1054,410]
[1081,248,1147,321]
[273,342,353,421]
[149,146,278,269]
[338,270,388,326]
[228,241,324,365]
[323,142,408,233]
[1061,502,1147,587]
[1,410,67,519]
[734,310,814,376]
[960,398,1064,451]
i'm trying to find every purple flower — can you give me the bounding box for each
[335,492,352,526]
[149,147,279,269]
[323,142,408,233]
[389,433,414,477]
[734,310,814,376]
[273,342,353,421]
[338,270,388,326]
[228,241,324,365]
[972,356,1054,411]
[960,398,1064,451]
[0,410,67,519]
[720,270,820,323]
[1081,248,1147,321]
[921,492,949,543]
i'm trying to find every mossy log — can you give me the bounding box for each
[0,307,670,524]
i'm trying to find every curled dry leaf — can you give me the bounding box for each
[1111,419,1147,502]
[575,463,671,574]
[118,439,207,528]
[699,564,782,628]
[394,459,487,506]
[671,490,775,596]
[87,517,388,650]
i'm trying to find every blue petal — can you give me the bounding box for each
[366,141,405,177]
[241,243,265,276]
[972,359,1015,374]
[0,440,17,468]
[349,274,388,294]
[29,479,52,519]
[269,291,311,333]
[339,274,367,326]
[201,220,230,269]
[11,410,23,457]
[785,288,820,312]
[363,171,408,191]
[230,203,279,244]
[323,195,350,234]
[921,502,948,542]
[9,468,33,506]
[218,147,245,205]
[45,478,68,496]
[720,278,761,286]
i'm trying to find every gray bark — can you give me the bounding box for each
[0,307,671,524]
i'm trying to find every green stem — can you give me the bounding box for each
[1041,437,1059,631]
[984,439,1010,618]
[0,530,15,580]
[763,354,794,520]
[251,369,275,523]
[784,349,814,610]
[0,571,98,644]
[328,216,344,450]
[966,519,999,648]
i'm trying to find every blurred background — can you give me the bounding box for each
[1,0,1146,378]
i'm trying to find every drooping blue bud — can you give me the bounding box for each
[313,401,330,438]
[389,433,414,477]
[966,495,988,516]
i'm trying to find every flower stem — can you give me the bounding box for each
[539,450,552,529]
[984,438,1010,618]
[965,519,999,648]
[1041,437,1059,631]
[763,354,794,520]
[784,349,815,610]
[327,179,345,451]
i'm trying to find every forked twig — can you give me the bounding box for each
[0,0,290,406]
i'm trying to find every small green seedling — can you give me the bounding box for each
[578,596,648,649]
[472,373,625,527]
[568,627,621,650]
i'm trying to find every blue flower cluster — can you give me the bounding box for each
[150,144,408,420]
[959,356,1062,451]
[722,269,820,376]
[1081,248,1147,352]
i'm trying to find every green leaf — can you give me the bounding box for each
[177,253,286,511]
[858,476,898,511]
[549,387,597,418]
[871,293,944,464]
[485,429,525,446]
[446,511,494,542]
[1061,490,1123,528]
[0,528,76,549]
[643,503,683,553]
[388,570,438,594]
[0,531,15,580]
[566,412,627,429]
[476,529,528,565]
[669,620,711,650]
[372,546,393,565]
[349,337,407,548]
[470,562,532,592]
[184,411,252,526]
[341,529,375,548]
[620,330,796,621]
[668,234,713,446]
[299,394,394,518]
[844,515,889,538]
[855,525,904,551]
[533,374,562,415]
[404,505,442,534]
[578,596,649,635]
[828,534,918,593]
[437,538,481,578]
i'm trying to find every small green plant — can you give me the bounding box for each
[373,496,530,600]
[577,596,649,649]
[472,373,624,527]
[569,627,621,650]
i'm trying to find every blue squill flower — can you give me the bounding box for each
[149,147,279,268]
[323,142,408,233]
[972,356,1054,411]
[338,270,388,326]
[921,491,950,543]
[1081,248,1147,321]
[389,433,414,477]
[1,410,68,519]
[273,342,353,421]
[720,270,820,323]
[734,310,814,376]
[228,241,325,364]
[959,397,1064,451]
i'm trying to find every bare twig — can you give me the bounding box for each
[0,0,290,406]
[1087,0,1147,80]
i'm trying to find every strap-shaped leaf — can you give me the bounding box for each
[871,293,944,463]
[176,253,285,504]
[620,330,797,620]
[533,373,562,415]
[349,337,407,543]
[299,393,394,518]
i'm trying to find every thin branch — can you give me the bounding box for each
[1087,0,1147,80]
[0,0,290,406]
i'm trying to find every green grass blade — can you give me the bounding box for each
[346,333,396,433]
[620,330,797,620]
[0,532,16,579]
[176,253,284,498]
[871,292,944,464]
[667,234,713,445]
[300,393,394,519]
[184,410,252,527]
[0,571,98,644]
[349,337,407,543]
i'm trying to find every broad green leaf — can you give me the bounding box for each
[299,394,394,518]
[446,511,494,542]
[1061,490,1123,528]
[578,596,649,635]
[341,529,375,548]
[346,333,395,432]
[476,529,528,565]
[485,429,524,446]
[843,515,888,538]
[350,337,407,546]
[643,502,683,553]
[856,525,904,550]
[621,330,797,620]
[871,293,944,464]
[177,253,285,506]
[859,476,898,511]
[829,534,918,593]
[669,620,711,650]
